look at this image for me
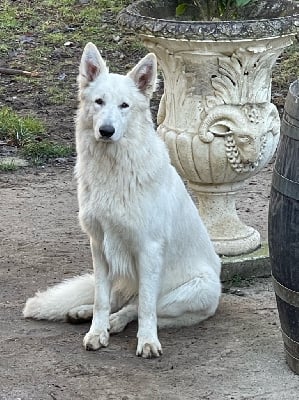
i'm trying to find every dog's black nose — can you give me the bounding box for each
[99,125,115,138]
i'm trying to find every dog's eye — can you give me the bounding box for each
[120,102,129,109]
[95,98,104,105]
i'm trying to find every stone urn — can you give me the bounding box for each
[118,0,299,256]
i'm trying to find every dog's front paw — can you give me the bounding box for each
[136,337,163,358]
[83,330,109,351]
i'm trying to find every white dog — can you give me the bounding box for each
[23,43,221,358]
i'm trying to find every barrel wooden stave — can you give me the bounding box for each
[268,79,299,374]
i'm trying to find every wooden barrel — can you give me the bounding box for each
[268,79,299,374]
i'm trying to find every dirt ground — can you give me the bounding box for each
[1,163,299,400]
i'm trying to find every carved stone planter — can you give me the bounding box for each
[118,0,299,255]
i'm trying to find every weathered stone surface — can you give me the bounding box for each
[118,0,299,40]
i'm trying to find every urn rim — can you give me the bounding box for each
[118,0,299,40]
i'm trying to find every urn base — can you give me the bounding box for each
[189,181,261,256]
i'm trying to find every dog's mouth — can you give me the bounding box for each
[97,137,113,143]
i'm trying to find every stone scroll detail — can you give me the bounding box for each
[198,103,280,173]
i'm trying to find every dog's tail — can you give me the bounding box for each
[23,274,94,321]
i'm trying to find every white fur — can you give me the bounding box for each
[23,42,221,358]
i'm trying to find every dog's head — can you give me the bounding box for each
[78,42,157,143]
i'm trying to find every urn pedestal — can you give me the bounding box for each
[119,0,299,255]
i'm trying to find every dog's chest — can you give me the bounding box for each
[79,182,142,279]
[78,172,148,240]
[103,228,138,279]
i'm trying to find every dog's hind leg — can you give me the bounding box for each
[67,281,134,323]
[109,300,138,334]
[67,304,93,323]
[157,273,221,328]
[68,304,138,331]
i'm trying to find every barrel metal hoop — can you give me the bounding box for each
[272,275,299,308]
[284,110,299,127]
[272,169,299,201]
[282,331,299,358]
[284,348,299,374]
[282,117,299,140]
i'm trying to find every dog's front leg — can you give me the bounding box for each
[83,237,111,351]
[136,243,163,358]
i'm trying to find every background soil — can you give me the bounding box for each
[1,1,299,399]
[1,166,299,400]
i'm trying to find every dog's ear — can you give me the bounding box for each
[127,53,157,98]
[79,42,108,88]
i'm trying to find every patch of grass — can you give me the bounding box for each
[0,107,73,163]
[0,1,18,32]
[0,0,133,67]
[46,87,69,106]
[0,159,18,172]
[273,44,299,89]
[0,43,9,53]
[43,32,67,46]
[0,107,45,145]
[22,141,73,164]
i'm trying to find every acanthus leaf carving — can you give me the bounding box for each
[209,47,282,106]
